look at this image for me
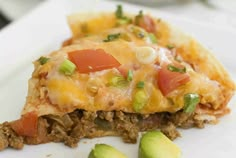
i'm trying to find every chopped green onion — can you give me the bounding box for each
[59,59,76,75]
[117,19,128,25]
[133,89,148,112]
[136,81,145,88]
[103,33,121,42]
[166,44,175,49]
[148,33,157,43]
[131,26,147,39]
[183,93,200,113]
[137,32,146,38]
[38,57,49,65]
[117,18,132,25]
[167,64,186,73]
[109,75,128,87]
[115,5,132,25]
[137,10,143,18]
[127,70,133,82]
[115,5,123,19]
[174,55,182,62]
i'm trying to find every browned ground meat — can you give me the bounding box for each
[0,110,205,150]
[0,122,23,151]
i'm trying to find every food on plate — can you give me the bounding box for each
[139,131,181,158]
[88,144,127,158]
[0,5,235,150]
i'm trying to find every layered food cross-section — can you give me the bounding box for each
[0,6,235,150]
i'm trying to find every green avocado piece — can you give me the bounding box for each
[139,131,181,158]
[88,144,127,158]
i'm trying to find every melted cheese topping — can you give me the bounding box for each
[24,23,225,116]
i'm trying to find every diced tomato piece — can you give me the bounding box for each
[10,111,38,137]
[157,64,190,96]
[68,49,121,73]
[135,15,156,33]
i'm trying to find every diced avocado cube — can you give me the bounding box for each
[88,144,127,158]
[139,131,181,158]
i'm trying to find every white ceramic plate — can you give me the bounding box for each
[0,0,235,157]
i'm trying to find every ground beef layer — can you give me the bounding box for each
[0,110,206,151]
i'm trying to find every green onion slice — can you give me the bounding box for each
[59,59,76,75]
[167,64,186,73]
[166,44,175,49]
[127,70,133,82]
[136,81,145,88]
[130,26,147,39]
[115,5,131,25]
[109,75,128,87]
[137,32,146,38]
[183,93,200,113]
[133,89,148,112]
[137,10,143,18]
[115,5,123,19]
[174,56,182,62]
[104,33,121,42]
[38,57,49,65]
[148,33,158,43]
[117,19,129,25]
